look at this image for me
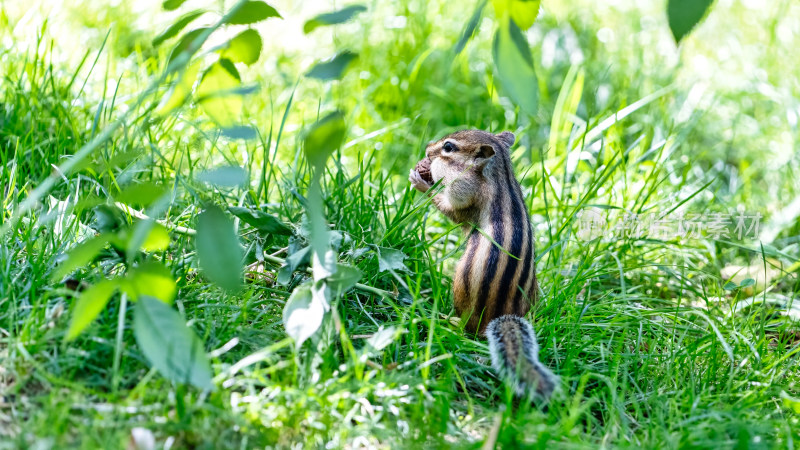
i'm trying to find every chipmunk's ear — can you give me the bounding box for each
[475,144,496,169]
[496,131,515,147]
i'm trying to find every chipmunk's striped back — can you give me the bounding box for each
[453,132,538,334]
[409,129,557,401]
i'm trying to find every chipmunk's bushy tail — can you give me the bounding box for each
[486,315,558,400]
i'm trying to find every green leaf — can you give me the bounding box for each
[492,0,541,31]
[168,27,209,64]
[52,235,109,281]
[163,0,188,11]
[306,51,357,81]
[124,220,171,261]
[303,112,346,267]
[377,247,408,273]
[781,391,800,414]
[454,0,486,55]
[221,29,262,65]
[157,59,203,114]
[196,166,248,188]
[196,205,243,292]
[105,148,144,169]
[303,111,346,170]
[228,206,292,235]
[142,223,171,252]
[93,204,126,233]
[303,4,366,34]
[153,10,205,47]
[493,19,538,116]
[366,326,397,352]
[739,278,756,288]
[282,282,325,347]
[124,261,177,303]
[197,61,242,127]
[723,280,738,291]
[217,58,241,81]
[134,295,214,389]
[226,1,281,25]
[115,182,168,208]
[221,125,258,140]
[66,279,118,341]
[218,84,260,97]
[277,246,311,285]
[326,264,362,296]
[667,0,713,44]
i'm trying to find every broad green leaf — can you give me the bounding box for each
[667,0,713,44]
[51,235,109,281]
[105,148,143,169]
[303,113,346,266]
[167,27,209,64]
[124,220,171,261]
[454,0,486,55]
[739,278,756,288]
[366,326,397,352]
[153,10,205,47]
[124,261,177,303]
[493,19,538,116]
[229,206,292,235]
[196,166,248,188]
[218,84,260,97]
[310,278,332,311]
[303,5,366,34]
[221,125,258,140]
[282,282,325,347]
[326,264,362,297]
[93,204,126,233]
[196,205,243,292]
[226,1,281,25]
[303,111,346,170]
[723,280,738,291]
[197,61,242,127]
[782,391,800,414]
[221,29,262,65]
[142,223,171,252]
[66,278,118,341]
[134,295,213,389]
[217,58,241,81]
[277,246,311,285]
[492,0,541,31]
[312,249,338,280]
[163,0,188,10]
[157,59,203,114]
[377,247,408,273]
[115,182,167,208]
[306,51,357,81]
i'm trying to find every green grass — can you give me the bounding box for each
[2,0,800,448]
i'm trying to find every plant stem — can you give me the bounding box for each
[112,293,128,393]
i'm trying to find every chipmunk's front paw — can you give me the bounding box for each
[409,169,431,193]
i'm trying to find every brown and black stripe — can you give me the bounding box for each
[453,138,536,334]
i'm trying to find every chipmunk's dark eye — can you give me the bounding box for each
[442,141,457,153]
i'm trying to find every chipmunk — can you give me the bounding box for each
[409,129,557,400]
